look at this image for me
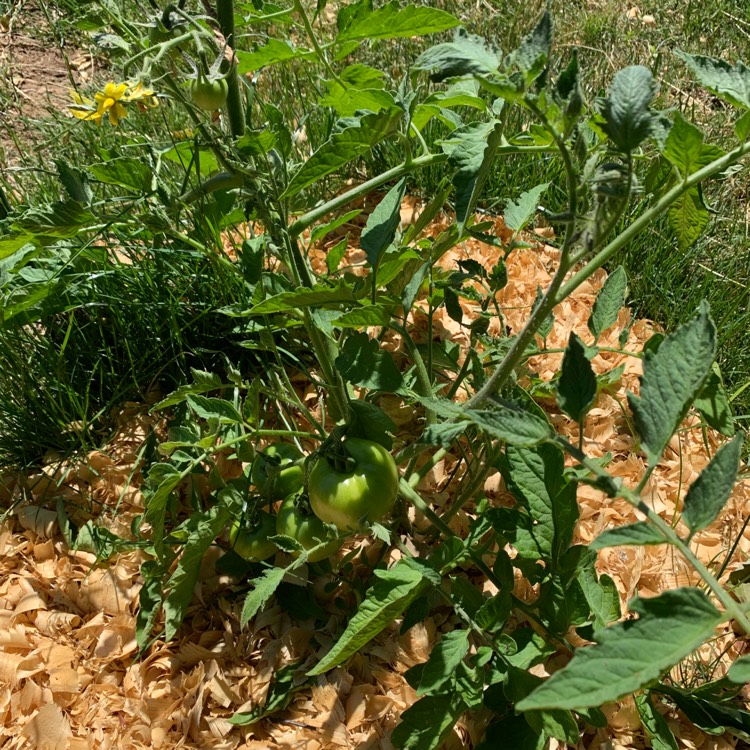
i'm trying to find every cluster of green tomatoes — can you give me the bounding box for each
[229,438,400,564]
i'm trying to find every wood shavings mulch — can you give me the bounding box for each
[1,200,748,750]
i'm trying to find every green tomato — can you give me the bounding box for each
[308,437,399,532]
[252,443,305,500]
[276,495,342,563]
[189,76,229,111]
[229,511,277,561]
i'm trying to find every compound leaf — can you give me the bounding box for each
[588,265,627,341]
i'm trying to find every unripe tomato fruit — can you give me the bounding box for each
[308,438,399,532]
[229,511,276,561]
[276,494,342,562]
[252,443,305,500]
[190,77,229,111]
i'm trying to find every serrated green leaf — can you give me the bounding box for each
[588,265,627,341]
[309,561,432,675]
[414,630,470,696]
[151,370,224,411]
[517,588,723,711]
[557,333,597,423]
[694,363,734,436]
[576,558,621,630]
[663,113,705,175]
[144,463,184,557]
[514,7,552,81]
[525,708,579,745]
[676,51,750,110]
[446,120,503,231]
[320,84,395,118]
[14,199,95,241]
[598,65,658,152]
[683,434,742,535]
[310,209,362,245]
[590,521,667,549]
[635,694,679,750]
[627,301,716,465]
[500,445,577,565]
[477,715,546,750]
[236,38,313,73]
[249,279,357,314]
[283,109,403,197]
[326,237,349,275]
[361,178,406,270]
[164,489,238,640]
[332,305,391,328]
[467,403,552,446]
[338,4,459,42]
[241,566,286,628]
[504,182,549,233]
[347,399,396,450]
[185,394,243,424]
[229,662,310,725]
[335,331,403,391]
[414,29,501,83]
[667,187,711,250]
[391,695,466,750]
[420,421,471,448]
[90,157,152,192]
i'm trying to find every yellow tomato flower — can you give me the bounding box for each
[68,81,158,126]
[94,82,128,126]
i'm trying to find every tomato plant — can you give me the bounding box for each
[228,511,277,561]
[252,443,305,500]
[276,493,342,562]
[308,438,399,532]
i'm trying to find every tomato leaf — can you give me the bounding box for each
[240,566,287,628]
[627,301,716,465]
[249,279,357,314]
[444,120,503,231]
[504,182,549,233]
[676,51,750,110]
[500,445,577,567]
[512,7,553,82]
[283,109,404,197]
[588,265,627,341]
[668,186,711,250]
[347,399,397,450]
[694,362,735,436]
[414,28,502,83]
[236,39,313,73]
[466,402,553,446]
[391,695,466,750]
[557,333,597,423]
[635,693,679,750]
[590,521,667,549]
[308,559,434,675]
[185,394,244,424]
[517,588,723,711]
[682,434,743,535]
[598,65,658,152]
[337,4,460,42]
[361,178,407,270]
[163,486,240,640]
[335,331,403,391]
